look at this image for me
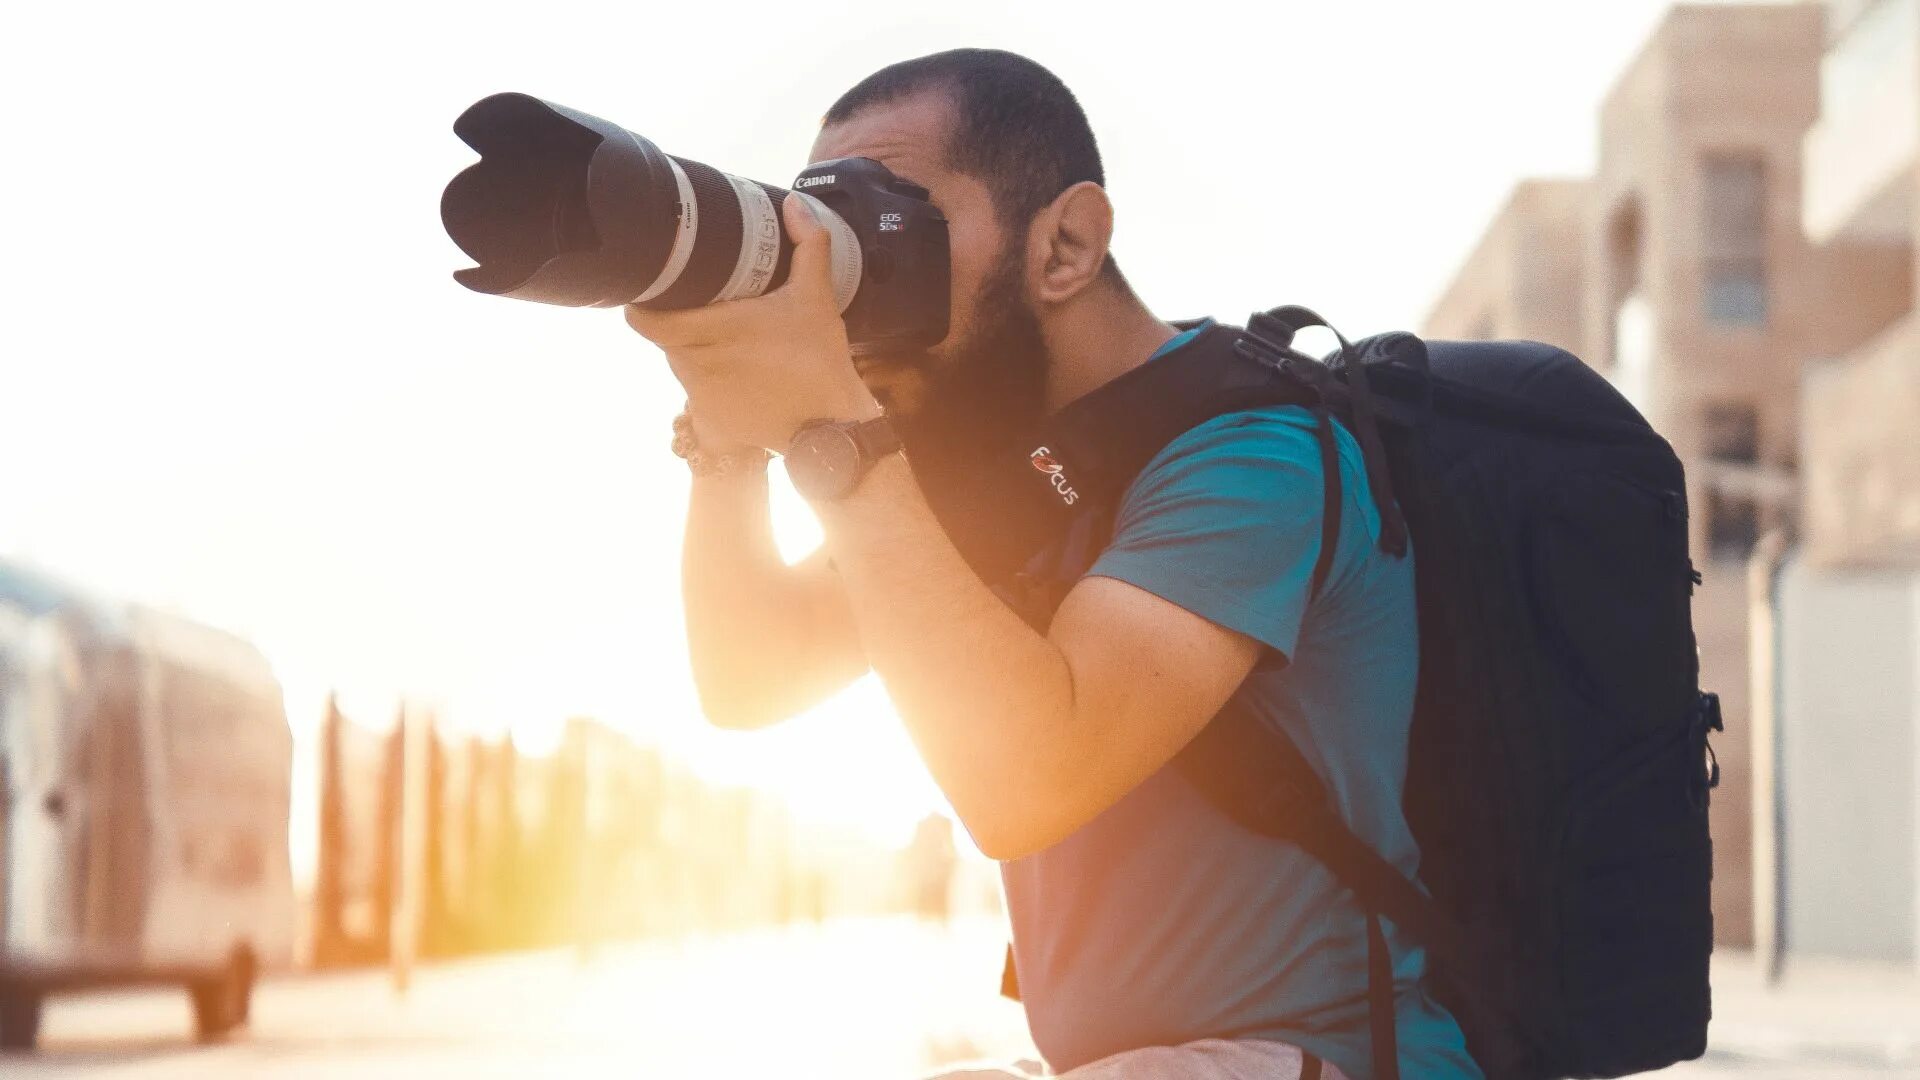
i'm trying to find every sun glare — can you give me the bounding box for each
[673,463,956,850]
[769,461,828,565]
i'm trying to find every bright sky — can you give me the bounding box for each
[1,0,1732,846]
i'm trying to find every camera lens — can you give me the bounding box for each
[640,157,790,308]
[442,93,861,313]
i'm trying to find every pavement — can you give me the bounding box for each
[3,921,1916,1078]
[8,918,1035,1079]
[1654,951,1920,1079]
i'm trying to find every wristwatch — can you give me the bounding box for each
[785,415,902,502]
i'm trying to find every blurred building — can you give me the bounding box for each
[1776,0,1920,970]
[1799,0,1920,565]
[1426,178,1593,355]
[1424,1,1920,961]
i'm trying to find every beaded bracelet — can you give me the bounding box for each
[671,410,771,478]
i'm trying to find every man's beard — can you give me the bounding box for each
[887,240,1058,580]
[892,240,1050,482]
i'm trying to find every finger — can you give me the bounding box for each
[623,303,673,341]
[662,344,720,383]
[625,302,725,348]
[660,339,747,383]
[780,192,833,302]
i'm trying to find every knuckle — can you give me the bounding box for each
[624,305,663,333]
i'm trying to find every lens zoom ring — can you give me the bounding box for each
[648,158,744,310]
[758,182,795,294]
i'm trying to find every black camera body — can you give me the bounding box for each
[790,157,950,354]
[441,93,952,354]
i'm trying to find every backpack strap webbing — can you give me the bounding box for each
[1175,695,1437,1080]
[1307,402,1342,602]
[1249,305,1409,557]
[1367,912,1397,1080]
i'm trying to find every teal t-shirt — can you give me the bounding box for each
[998,325,1482,1080]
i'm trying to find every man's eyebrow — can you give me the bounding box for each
[876,156,940,193]
[807,132,942,193]
[838,133,926,170]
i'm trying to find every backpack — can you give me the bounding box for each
[952,306,1719,1080]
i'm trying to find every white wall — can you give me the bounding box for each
[1778,558,1920,963]
[1803,0,1918,244]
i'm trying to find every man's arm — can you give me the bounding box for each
[682,465,866,729]
[814,451,1264,861]
[627,195,1281,854]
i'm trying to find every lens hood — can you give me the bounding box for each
[442,92,681,307]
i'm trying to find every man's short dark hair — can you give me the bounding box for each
[825,48,1122,282]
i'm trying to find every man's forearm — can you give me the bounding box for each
[684,467,791,596]
[683,469,850,726]
[813,452,1088,858]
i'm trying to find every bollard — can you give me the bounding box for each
[1749,530,1790,986]
[392,704,431,993]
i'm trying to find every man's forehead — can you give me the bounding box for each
[807,92,953,180]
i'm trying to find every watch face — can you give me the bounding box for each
[790,426,863,500]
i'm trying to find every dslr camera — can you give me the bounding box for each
[441,92,952,353]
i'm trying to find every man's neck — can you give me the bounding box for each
[1041,292,1184,414]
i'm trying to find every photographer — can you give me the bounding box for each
[626,50,1480,1080]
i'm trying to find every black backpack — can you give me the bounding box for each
[949,307,1719,1080]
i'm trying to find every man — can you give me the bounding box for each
[626,49,1481,1080]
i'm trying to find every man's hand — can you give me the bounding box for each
[625,195,881,451]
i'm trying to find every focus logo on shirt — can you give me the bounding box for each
[1029,446,1079,506]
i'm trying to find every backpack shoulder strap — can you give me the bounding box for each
[1176,696,1458,1080]
[1177,698,1452,946]
[1004,319,1340,624]
[1032,321,1318,511]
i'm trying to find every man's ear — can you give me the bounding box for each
[1026,181,1114,306]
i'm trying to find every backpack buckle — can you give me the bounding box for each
[1691,692,1724,803]
[1234,331,1290,373]
[1698,692,1723,733]
[1234,333,1332,393]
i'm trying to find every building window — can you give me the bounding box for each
[1701,154,1768,327]
[1706,489,1761,559]
[1703,402,1760,464]
[1702,402,1763,558]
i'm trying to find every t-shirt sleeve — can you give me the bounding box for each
[1084,410,1327,662]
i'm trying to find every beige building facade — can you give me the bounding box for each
[1425,179,1592,355]
[1800,0,1920,567]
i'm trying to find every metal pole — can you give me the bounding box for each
[1748,530,1790,985]
[392,703,429,993]
[1912,573,1920,980]
[574,730,594,964]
